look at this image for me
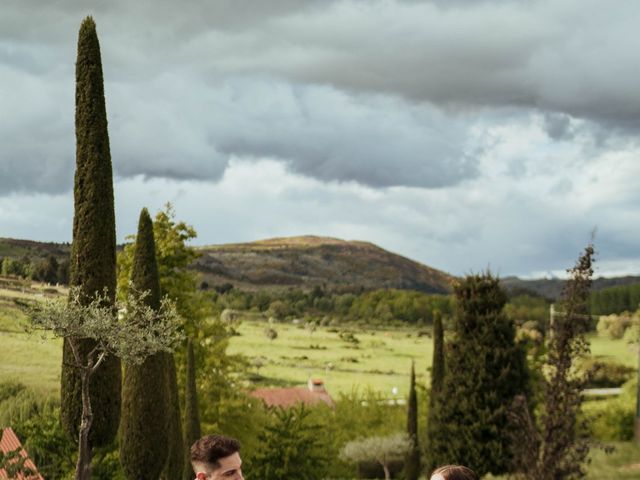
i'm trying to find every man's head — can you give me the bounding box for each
[190,435,243,480]
[430,465,478,480]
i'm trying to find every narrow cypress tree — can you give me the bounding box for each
[430,310,445,401]
[429,274,528,476]
[404,361,420,480]
[119,208,168,480]
[182,337,202,480]
[425,310,445,472]
[161,355,185,480]
[60,16,121,447]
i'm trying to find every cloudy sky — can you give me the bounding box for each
[1,0,638,278]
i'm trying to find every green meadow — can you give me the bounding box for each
[227,319,432,397]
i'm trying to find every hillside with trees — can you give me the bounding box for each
[195,236,453,293]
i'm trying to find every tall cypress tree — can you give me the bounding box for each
[60,16,121,447]
[425,310,445,473]
[430,310,445,402]
[119,208,168,480]
[161,355,185,480]
[428,274,528,476]
[182,337,201,480]
[404,361,420,480]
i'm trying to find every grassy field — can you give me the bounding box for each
[0,278,64,394]
[227,319,431,397]
[590,334,637,367]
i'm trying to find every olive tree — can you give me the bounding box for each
[340,433,412,480]
[29,288,182,480]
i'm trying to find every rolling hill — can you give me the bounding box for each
[193,236,454,293]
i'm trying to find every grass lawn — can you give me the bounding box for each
[587,442,640,479]
[589,334,637,367]
[0,279,63,394]
[0,329,61,394]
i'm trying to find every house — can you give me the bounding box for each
[0,428,43,480]
[250,378,335,408]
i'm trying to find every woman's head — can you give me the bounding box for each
[430,465,478,480]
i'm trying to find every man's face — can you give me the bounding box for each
[196,452,243,480]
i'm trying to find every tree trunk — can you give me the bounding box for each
[75,368,93,480]
[382,463,390,480]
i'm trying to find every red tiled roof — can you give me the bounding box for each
[250,387,335,408]
[0,428,43,480]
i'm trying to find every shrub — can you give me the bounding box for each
[339,331,360,344]
[0,380,26,403]
[0,384,57,426]
[13,407,77,479]
[581,359,634,388]
[250,405,329,480]
[584,378,636,441]
[264,327,278,340]
[596,313,636,339]
[584,399,634,441]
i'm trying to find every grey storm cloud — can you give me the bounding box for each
[0,0,638,195]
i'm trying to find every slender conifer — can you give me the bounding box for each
[430,310,445,401]
[60,16,121,447]
[405,361,420,480]
[161,355,185,480]
[119,208,168,480]
[425,310,445,472]
[182,337,202,480]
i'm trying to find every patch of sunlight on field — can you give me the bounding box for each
[0,330,61,394]
[227,320,433,397]
[0,305,27,332]
[589,334,637,367]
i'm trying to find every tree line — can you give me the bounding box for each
[589,282,640,315]
[0,255,70,284]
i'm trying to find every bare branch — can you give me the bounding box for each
[91,352,108,375]
[67,337,82,366]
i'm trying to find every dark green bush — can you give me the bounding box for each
[581,359,634,388]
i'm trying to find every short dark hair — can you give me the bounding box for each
[431,465,479,480]
[190,435,241,469]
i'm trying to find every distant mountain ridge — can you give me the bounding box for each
[194,235,455,293]
[2,236,640,298]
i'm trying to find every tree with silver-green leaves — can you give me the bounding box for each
[30,288,182,480]
[119,208,169,480]
[341,433,411,480]
[60,16,121,453]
